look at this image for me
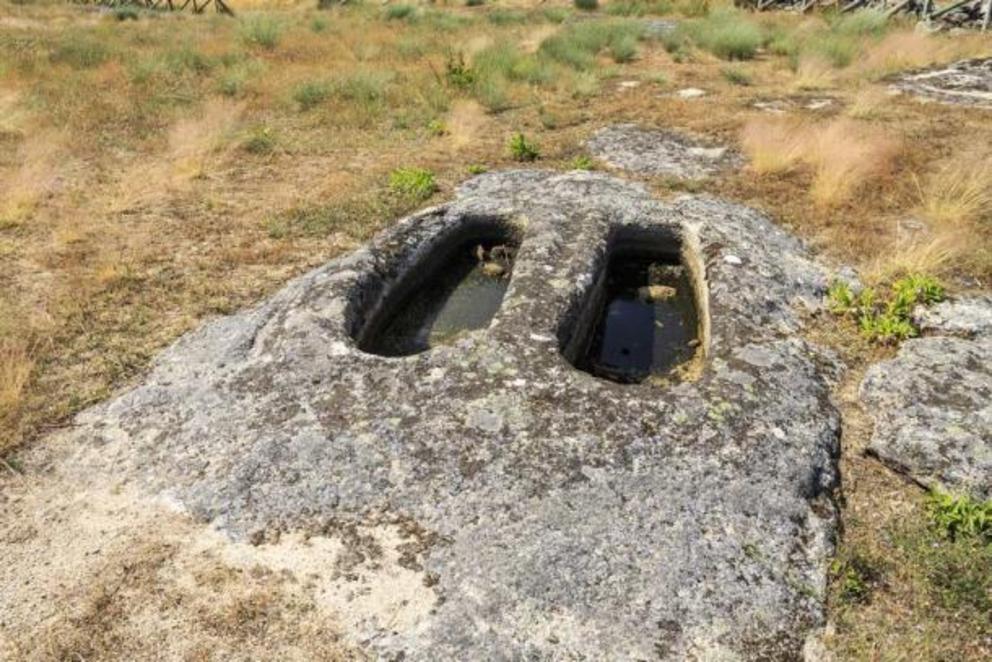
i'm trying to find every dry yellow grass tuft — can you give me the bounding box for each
[0,339,33,415]
[741,116,899,207]
[916,152,992,227]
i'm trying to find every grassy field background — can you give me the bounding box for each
[1,0,991,657]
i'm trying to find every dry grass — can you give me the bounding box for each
[916,152,992,227]
[741,116,899,207]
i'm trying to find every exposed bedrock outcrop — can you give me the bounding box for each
[890,58,992,109]
[60,171,840,659]
[862,296,992,500]
[585,124,742,179]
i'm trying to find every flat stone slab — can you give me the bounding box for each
[862,297,992,499]
[585,124,741,179]
[61,171,838,659]
[890,58,992,108]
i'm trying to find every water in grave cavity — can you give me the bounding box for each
[579,250,699,384]
[360,240,514,357]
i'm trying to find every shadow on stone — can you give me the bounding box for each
[352,216,520,357]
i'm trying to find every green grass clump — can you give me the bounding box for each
[467,164,488,175]
[240,15,283,50]
[389,167,438,201]
[242,126,276,154]
[570,155,595,170]
[574,0,599,10]
[721,66,752,86]
[831,552,883,605]
[681,10,764,61]
[293,80,331,111]
[113,6,140,20]
[51,32,110,69]
[830,9,889,37]
[487,9,528,25]
[384,4,416,20]
[508,132,540,161]
[927,490,992,543]
[827,274,945,344]
[539,19,645,70]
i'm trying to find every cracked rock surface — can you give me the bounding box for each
[56,171,839,659]
[890,58,992,108]
[585,124,741,178]
[862,296,992,500]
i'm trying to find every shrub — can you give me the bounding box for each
[574,0,599,10]
[293,80,331,110]
[240,15,282,50]
[389,168,437,201]
[509,133,540,161]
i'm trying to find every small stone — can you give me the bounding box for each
[637,285,677,302]
[676,87,707,99]
[723,254,743,266]
[481,262,505,278]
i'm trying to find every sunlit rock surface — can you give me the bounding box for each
[585,124,741,179]
[863,296,992,500]
[61,171,839,660]
[890,58,992,108]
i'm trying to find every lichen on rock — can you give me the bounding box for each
[58,171,839,659]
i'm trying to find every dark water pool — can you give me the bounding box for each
[578,254,698,383]
[360,241,513,357]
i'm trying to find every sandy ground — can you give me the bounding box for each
[0,435,438,661]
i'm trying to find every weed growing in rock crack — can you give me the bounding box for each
[827,274,944,344]
[508,133,540,161]
[927,490,992,543]
[388,168,438,201]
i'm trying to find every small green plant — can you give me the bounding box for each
[927,490,992,542]
[389,167,438,201]
[242,126,275,154]
[385,4,416,20]
[311,16,329,33]
[609,35,638,63]
[721,66,752,86]
[828,274,945,345]
[444,51,476,89]
[574,0,599,10]
[831,553,882,605]
[570,155,594,170]
[426,119,448,137]
[240,15,283,50]
[293,80,331,111]
[508,133,540,161]
[465,0,485,6]
[467,164,488,175]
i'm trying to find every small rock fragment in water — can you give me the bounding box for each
[638,284,678,302]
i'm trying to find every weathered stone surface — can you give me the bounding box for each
[60,171,839,659]
[862,296,992,499]
[585,124,740,179]
[890,58,992,108]
[913,295,992,339]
